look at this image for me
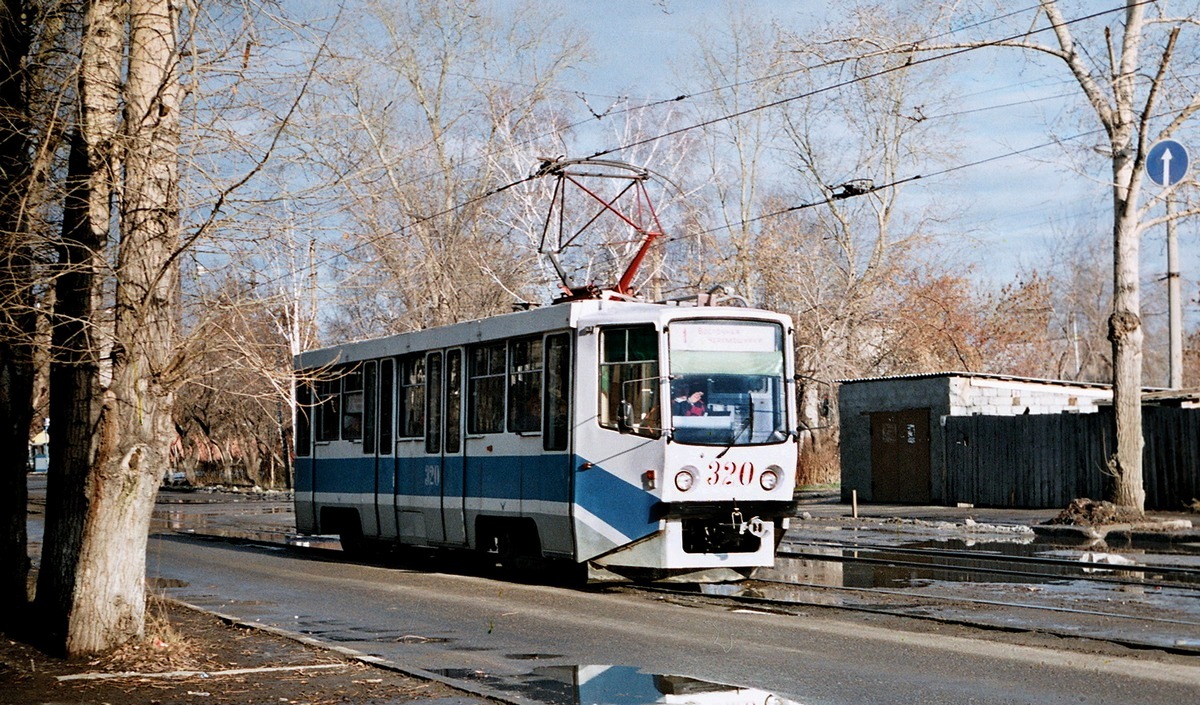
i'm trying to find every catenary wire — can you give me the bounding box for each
[232,2,1154,299]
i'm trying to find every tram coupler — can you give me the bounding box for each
[729,508,768,538]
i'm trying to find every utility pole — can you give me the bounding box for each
[1146,140,1189,390]
[1166,192,1183,389]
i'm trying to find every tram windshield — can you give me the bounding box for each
[668,320,788,446]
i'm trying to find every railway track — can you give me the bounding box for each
[627,539,1200,654]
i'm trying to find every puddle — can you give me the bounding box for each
[430,665,806,705]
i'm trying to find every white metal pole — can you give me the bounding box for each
[1167,192,1183,389]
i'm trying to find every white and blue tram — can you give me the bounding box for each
[293,298,797,580]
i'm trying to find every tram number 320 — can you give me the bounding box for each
[705,461,757,486]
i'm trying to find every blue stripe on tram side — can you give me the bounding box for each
[294,458,314,492]
[310,454,573,504]
[573,455,659,542]
[312,456,378,495]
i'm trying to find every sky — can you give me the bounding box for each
[488,0,1198,324]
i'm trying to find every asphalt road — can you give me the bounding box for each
[146,534,1200,705]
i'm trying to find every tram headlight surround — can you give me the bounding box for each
[760,466,781,491]
[675,466,697,492]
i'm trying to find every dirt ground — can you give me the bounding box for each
[0,597,482,705]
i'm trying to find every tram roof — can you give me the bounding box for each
[295,299,791,369]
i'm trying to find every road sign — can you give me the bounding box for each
[1146,139,1189,187]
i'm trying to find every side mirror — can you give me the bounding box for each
[617,400,634,433]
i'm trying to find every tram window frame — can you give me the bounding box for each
[399,355,425,439]
[468,342,505,434]
[295,379,313,456]
[341,367,364,442]
[507,337,543,433]
[543,333,571,451]
[598,325,661,439]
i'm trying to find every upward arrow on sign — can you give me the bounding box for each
[1146,140,1189,187]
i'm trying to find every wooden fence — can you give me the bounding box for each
[943,407,1200,510]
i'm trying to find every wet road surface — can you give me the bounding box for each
[28,480,1200,704]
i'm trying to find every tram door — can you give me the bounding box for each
[424,349,467,545]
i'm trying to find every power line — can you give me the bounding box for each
[586,1,1148,160]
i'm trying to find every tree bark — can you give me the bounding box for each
[0,0,36,619]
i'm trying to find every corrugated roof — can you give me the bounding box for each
[835,370,1112,389]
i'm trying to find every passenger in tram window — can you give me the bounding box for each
[672,383,706,416]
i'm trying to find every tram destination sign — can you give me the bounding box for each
[1146,139,1190,187]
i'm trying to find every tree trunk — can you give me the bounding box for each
[58,0,180,656]
[1103,1,1146,514]
[0,0,35,619]
[36,0,123,652]
[1108,194,1145,512]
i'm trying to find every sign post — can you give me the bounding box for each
[1146,139,1190,388]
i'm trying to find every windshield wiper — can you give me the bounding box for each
[717,393,754,458]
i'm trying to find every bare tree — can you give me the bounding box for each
[37,0,125,654]
[296,0,586,336]
[36,0,183,657]
[681,3,961,478]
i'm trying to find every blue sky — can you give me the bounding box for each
[488,0,1197,315]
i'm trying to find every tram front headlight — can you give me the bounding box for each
[760,466,781,491]
[675,466,697,492]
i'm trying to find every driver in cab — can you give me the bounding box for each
[673,385,706,416]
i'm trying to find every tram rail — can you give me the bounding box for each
[777,540,1200,591]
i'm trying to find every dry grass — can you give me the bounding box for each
[91,596,219,674]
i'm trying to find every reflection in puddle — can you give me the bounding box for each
[432,665,805,705]
[760,540,1188,590]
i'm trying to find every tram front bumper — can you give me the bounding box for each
[591,515,776,572]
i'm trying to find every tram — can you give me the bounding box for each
[293,296,798,580]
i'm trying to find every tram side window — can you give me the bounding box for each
[295,379,312,456]
[426,352,442,454]
[341,368,364,441]
[316,378,340,442]
[399,356,425,438]
[445,350,461,453]
[543,334,571,451]
[469,343,505,434]
[599,326,660,438]
[379,359,394,454]
[362,361,377,454]
[508,337,542,433]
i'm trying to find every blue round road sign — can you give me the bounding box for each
[1146,140,1189,187]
